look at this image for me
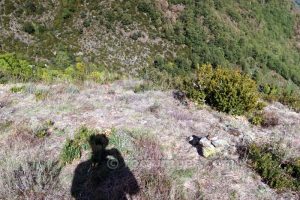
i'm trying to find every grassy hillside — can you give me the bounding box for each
[0,81,299,199]
[1,1,300,199]
[1,0,300,109]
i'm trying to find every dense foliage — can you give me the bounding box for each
[0,53,120,83]
[246,143,300,191]
[60,126,95,165]
[186,64,259,115]
[1,0,300,111]
[160,0,300,86]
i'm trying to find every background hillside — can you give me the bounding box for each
[1,0,300,90]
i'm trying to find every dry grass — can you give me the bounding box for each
[0,81,299,199]
[0,159,62,199]
[261,111,279,128]
[133,137,179,199]
[0,137,66,200]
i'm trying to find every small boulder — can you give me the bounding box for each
[199,137,212,147]
[202,145,218,158]
[188,136,228,158]
[199,137,219,158]
[211,139,229,149]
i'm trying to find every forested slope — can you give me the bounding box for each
[1,0,300,105]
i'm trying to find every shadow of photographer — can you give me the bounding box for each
[71,134,140,200]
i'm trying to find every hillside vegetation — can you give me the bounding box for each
[1,0,300,111]
[1,1,300,199]
[0,81,299,199]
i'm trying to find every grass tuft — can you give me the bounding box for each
[59,126,97,166]
[10,85,25,93]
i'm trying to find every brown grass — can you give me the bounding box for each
[262,112,279,128]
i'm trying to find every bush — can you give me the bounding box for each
[75,62,86,81]
[183,80,206,106]
[33,120,54,138]
[121,14,133,25]
[24,2,37,14]
[60,139,81,165]
[130,31,143,40]
[10,85,25,93]
[0,53,34,82]
[191,64,259,115]
[250,112,264,126]
[59,126,96,165]
[245,143,299,191]
[279,92,300,112]
[35,90,49,101]
[88,71,104,83]
[83,19,91,27]
[137,1,160,22]
[62,8,73,19]
[0,71,8,84]
[23,22,35,34]
[133,83,152,93]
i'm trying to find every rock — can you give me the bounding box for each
[199,137,219,158]
[211,139,229,149]
[199,137,212,147]
[188,136,229,158]
[202,145,218,158]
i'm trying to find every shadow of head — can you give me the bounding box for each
[71,134,140,200]
[187,135,204,156]
[89,134,109,165]
[89,134,109,149]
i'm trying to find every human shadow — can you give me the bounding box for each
[187,135,204,156]
[71,134,140,200]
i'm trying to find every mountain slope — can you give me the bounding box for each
[1,0,300,90]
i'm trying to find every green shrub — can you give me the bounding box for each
[130,31,143,40]
[250,112,264,126]
[74,62,86,81]
[121,13,133,25]
[0,53,34,82]
[88,71,104,83]
[64,66,76,80]
[62,8,73,19]
[0,53,121,84]
[38,69,61,82]
[246,143,299,191]
[137,1,160,22]
[33,120,54,138]
[59,126,96,165]
[256,101,267,111]
[10,85,25,93]
[191,64,259,115]
[35,90,49,101]
[83,19,91,27]
[53,51,74,69]
[60,138,81,165]
[133,83,152,93]
[24,1,37,14]
[279,92,300,112]
[23,22,35,34]
[183,81,206,106]
[0,71,8,84]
